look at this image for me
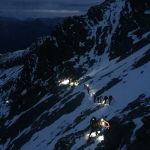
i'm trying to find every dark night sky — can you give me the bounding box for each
[0,0,103,19]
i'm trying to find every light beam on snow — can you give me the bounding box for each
[101,100,105,104]
[85,132,94,140]
[90,132,97,137]
[90,90,96,97]
[97,135,104,142]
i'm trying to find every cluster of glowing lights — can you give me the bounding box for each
[85,131,104,143]
[58,79,79,86]
[59,79,70,85]
[70,81,79,86]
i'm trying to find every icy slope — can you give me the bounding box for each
[17,43,149,150]
[1,43,149,150]
[0,50,29,118]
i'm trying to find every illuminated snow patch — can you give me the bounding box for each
[85,131,96,140]
[89,89,96,97]
[85,133,96,140]
[97,135,104,142]
[101,100,105,104]
[90,132,97,137]
[85,131,100,138]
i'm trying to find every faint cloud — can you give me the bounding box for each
[0,9,81,14]
[0,9,83,19]
[0,0,102,18]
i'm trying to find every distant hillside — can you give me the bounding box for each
[0,17,64,53]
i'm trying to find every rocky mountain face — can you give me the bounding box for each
[0,0,150,150]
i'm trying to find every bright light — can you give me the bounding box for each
[102,100,105,104]
[85,131,104,143]
[6,100,9,104]
[58,78,79,86]
[90,132,97,137]
[70,82,74,86]
[69,81,79,86]
[62,79,70,85]
[74,81,79,86]
[92,92,95,96]
[59,79,70,85]
[85,133,90,140]
[86,84,89,87]
[86,132,97,139]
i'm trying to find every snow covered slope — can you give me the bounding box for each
[16,43,150,150]
[0,0,150,150]
[0,49,30,117]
